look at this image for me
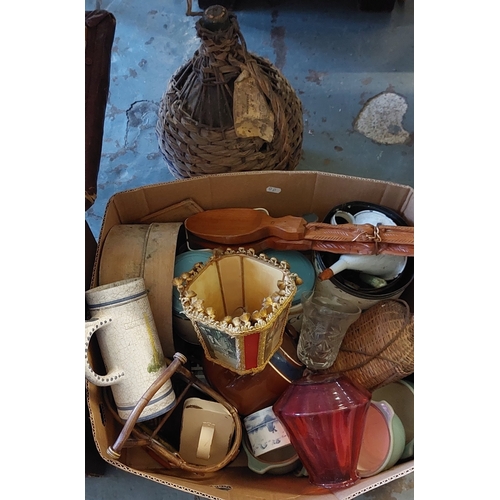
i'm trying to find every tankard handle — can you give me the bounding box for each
[85,317,124,386]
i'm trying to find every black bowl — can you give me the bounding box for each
[317,201,414,299]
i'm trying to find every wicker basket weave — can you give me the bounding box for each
[156,11,303,179]
[328,300,414,391]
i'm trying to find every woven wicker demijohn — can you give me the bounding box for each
[156,3,304,179]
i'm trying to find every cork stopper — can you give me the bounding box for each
[202,5,230,31]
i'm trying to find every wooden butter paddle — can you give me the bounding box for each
[184,208,414,256]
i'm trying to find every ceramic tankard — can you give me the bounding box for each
[85,277,176,422]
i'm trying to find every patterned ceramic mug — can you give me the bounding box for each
[243,406,292,458]
[85,277,176,422]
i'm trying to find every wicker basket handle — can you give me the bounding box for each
[145,363,243,473]
[103,357,243,473]
[107,352,187,459]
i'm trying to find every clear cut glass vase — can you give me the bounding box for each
[296,291,361,371]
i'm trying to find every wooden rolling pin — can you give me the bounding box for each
[184,208,413,256]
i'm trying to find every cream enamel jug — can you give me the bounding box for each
[85,277,176,422]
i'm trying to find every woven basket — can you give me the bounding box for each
[328,300,414,391]
[156,11,303,179]
[103,357,243,473]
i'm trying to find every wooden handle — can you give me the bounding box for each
[318,268,334,281]
[184,209,413,256]
[186,231,313,253]
[187,231,413,257]
[107,352,187,459]
[184,208,307,244]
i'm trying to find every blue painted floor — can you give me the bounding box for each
[85,0,414,498]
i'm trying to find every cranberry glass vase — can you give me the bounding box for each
[273,372,371,489]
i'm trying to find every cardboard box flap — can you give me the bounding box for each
[112,177,214,224]
[98,171,413,237]
[93,453,413,500]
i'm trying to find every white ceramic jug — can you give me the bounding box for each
[327,253,406,280]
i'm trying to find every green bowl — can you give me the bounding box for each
[372,379,414,460]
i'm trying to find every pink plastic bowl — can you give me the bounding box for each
[357,400,406,478]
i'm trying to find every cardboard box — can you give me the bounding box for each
[86,170,414,500]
